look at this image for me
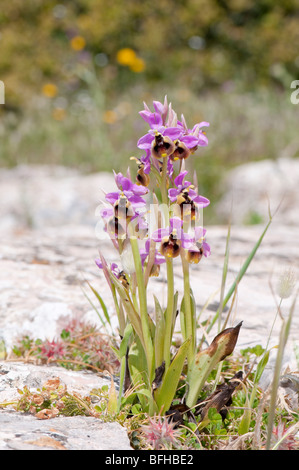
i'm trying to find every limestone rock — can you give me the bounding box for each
[216,157,299,226]
[0,412,131,450]
[0,361,132,450]
[0,164,115,232]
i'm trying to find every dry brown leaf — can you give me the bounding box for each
[25,436,67,450]
[35,408,60,419]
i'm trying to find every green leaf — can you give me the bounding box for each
[238,386,251,435]
[180,290,196,343]
[87,281,111,327]
[81,285,109,331]
[208,407,222,423]
[154,337,191,414]
[153,295,165,368]
[128,338,152,412]
[254,349,270,384]
[119,323,133,358]
[186,322,242,408]
[107,376,118,415]
[111,272,145,349]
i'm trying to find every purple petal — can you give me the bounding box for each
[163,127,182,140]
[170,217,183,232]
[100,207,113,219]
[202,241,211,257]
[141,150,151,174]
[154,252,166,264]
[168,188,179,202]
[105,191,120,204]
[187,188,198,199]
[167,158,174,178]
[139,110,163,128]
[180,135,199,148]
[152,101,164,115]
[152,96,168,123]
[174,170,188,188]
[195,121,210,129]
[126,194,146,207]
[95,258,103,269]
[115,173,133,192]
[192,195,210,207]
[111,263,121,277]
[194,226,207,240]
[130,183,148,196]
[198,133,209,146]
[181,233,194,249]
[151,228,171,242]
[137,133,154,149]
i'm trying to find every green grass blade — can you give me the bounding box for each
[153,295,165,369]
[218,220,231,332]
[86,280,112,327]
[207,217,272,334]
[80,286,109,332]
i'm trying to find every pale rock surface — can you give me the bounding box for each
[0,362,133,450]
[216,157,299,226]
[0,164,115,232]
[0,412,131,450]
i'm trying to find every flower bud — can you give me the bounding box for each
[136,167,150,187]
[149,263,161,277]
[118,270,130,289]
[130,156,150,187]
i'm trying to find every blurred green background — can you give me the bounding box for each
[1,0,299,221]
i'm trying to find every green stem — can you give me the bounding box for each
[160,157,168,207]
[129,233,154,381]
[164,258,174,368]
[266,291,298,450]
[111,284,125,337]
[160,156,174,368]
[181,253,195,363]
[265,321,286,450]
[117,355,126,412]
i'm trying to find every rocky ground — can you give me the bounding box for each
[0,161,298,450]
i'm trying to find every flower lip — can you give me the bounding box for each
[151,133,175,159]
[151,217,194,253]
[168,170,210,208]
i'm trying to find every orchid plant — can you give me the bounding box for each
[94,96,242,416]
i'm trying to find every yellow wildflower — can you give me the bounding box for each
[103,110,118,124]
[116,48,137,66]
[52,107,66,121]
[70,36,86,51]
[42,83,58,98]
[130,57,146,73]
